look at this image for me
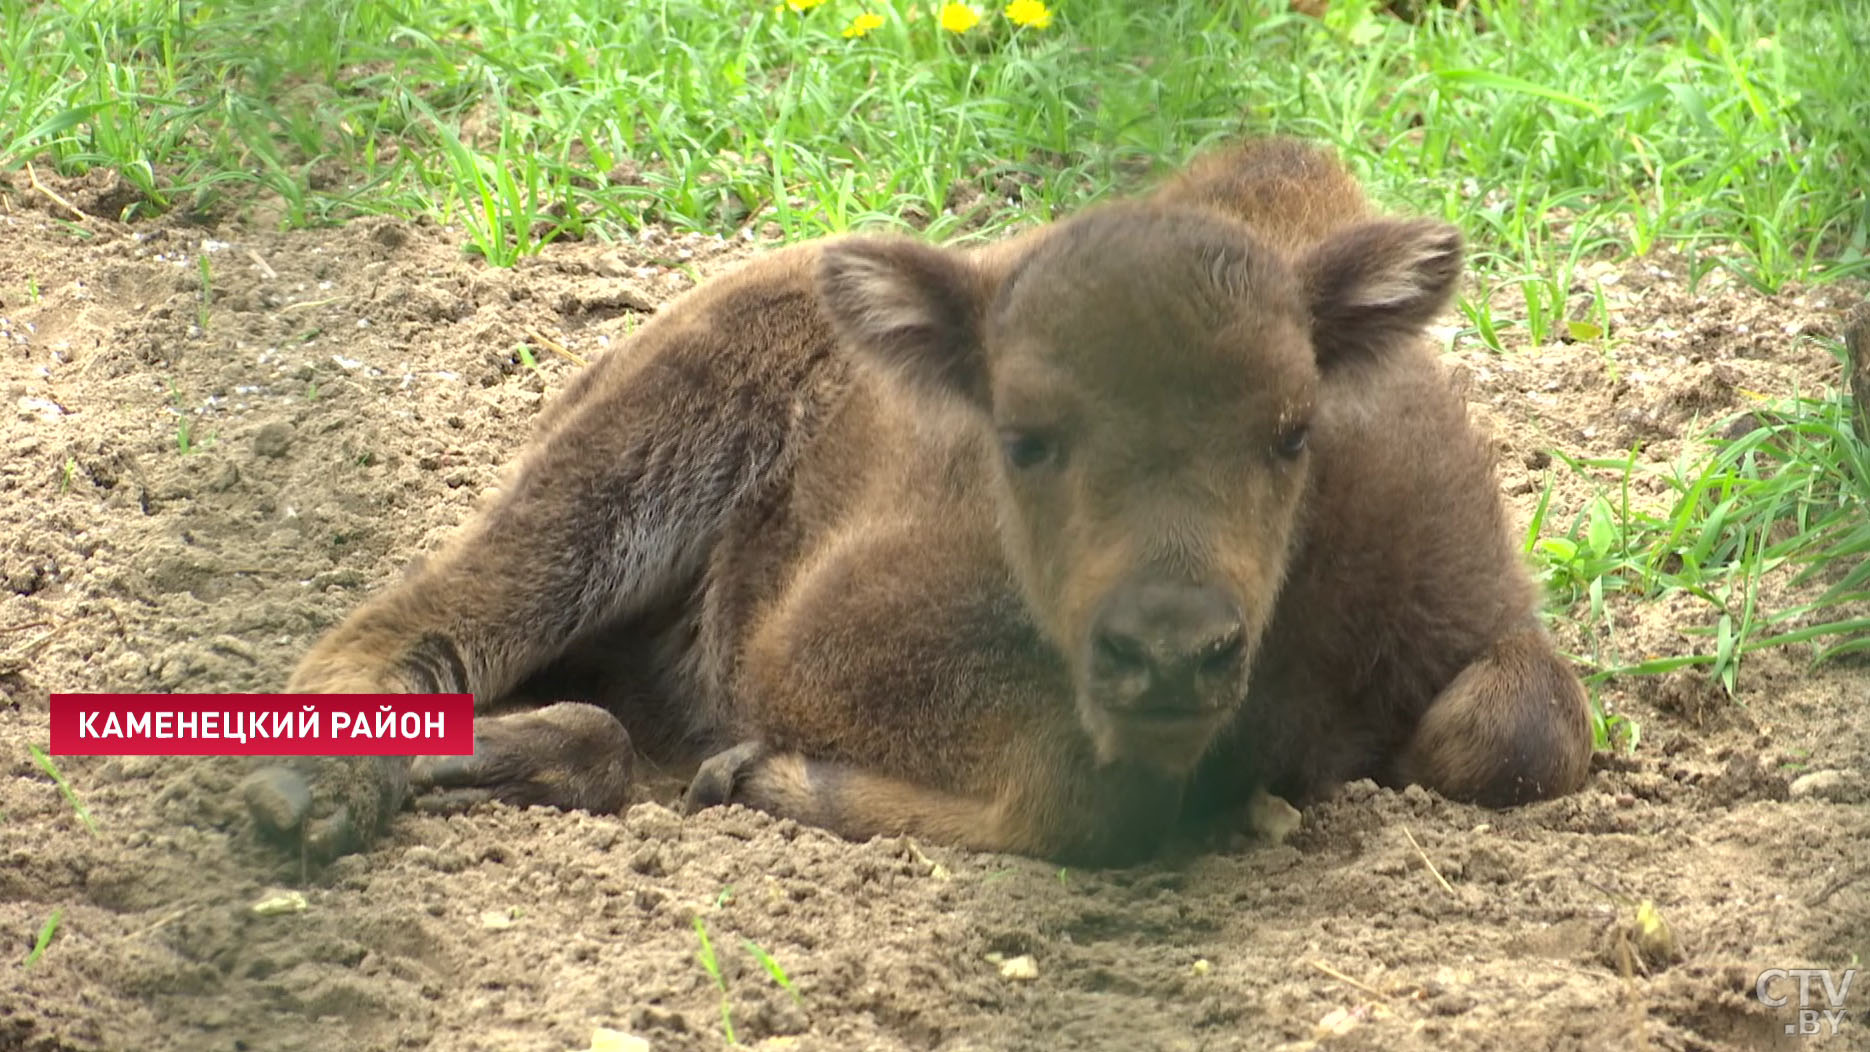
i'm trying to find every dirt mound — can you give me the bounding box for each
[2,181,1866,1051]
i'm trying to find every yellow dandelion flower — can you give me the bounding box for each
[786,0,826,11]
[938,2,981,32]
[842,11,886,37]
[1004,0,1052,29]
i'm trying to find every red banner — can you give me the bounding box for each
[48,694,475,756]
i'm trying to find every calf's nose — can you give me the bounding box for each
[1089,580,1246,714]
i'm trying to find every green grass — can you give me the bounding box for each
[20,908,64,970]
[165,377,213,453]
[174,406,200,453]
[741,938,801,1004]
[1528,328,1870,742]
[2,0,1864,285]
[28,744,98,835]
[691,916,736,1045]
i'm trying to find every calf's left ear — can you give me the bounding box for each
[1300,218,1463,370]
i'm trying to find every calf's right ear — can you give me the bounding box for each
[818,236,992,408]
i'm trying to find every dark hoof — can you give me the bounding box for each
[242,766,312,838]
[409,788,499,815]
[684,741,768,814]
[409,753,484,790]
[409,702,634,814]
[242,756,408,864]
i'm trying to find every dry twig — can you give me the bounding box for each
[527,327,588,367]
[27,163,88,222]
[1307,959,1387,998]
[1401,825,1456,895]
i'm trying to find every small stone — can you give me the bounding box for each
[1431,992,1477,1016]
[626,802,683,841]
[1313,1003,1390,1038]
[251,890,308,916]
[253,422,293,458]
[17,396,65,421]
[1245,790,1303,843]
[585,1028,650,1052]
[479,908,515,930]
[629,844,665,877]
[999,954,1039,981]
[1789,769,1865,803]
[403,845,468,873]
[1315,1007,1359,1037]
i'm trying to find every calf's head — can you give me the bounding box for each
[819,203,1461,774]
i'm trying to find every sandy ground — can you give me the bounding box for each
[2,168,1867,1052]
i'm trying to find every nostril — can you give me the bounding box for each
[1093,631,1149,675]
[1199,630,1245,676]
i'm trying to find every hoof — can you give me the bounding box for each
[241,756,408,864]
[242,765,312,838]
[683,741,768,814]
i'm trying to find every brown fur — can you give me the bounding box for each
[260,138,1593,865]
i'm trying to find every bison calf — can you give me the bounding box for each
[256,138,1592,864]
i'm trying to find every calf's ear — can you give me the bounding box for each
[1300,218,1463,371]
[818,236,992,408]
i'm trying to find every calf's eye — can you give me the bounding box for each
[1276,424,1309,459]
[1000,430,1057,470]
